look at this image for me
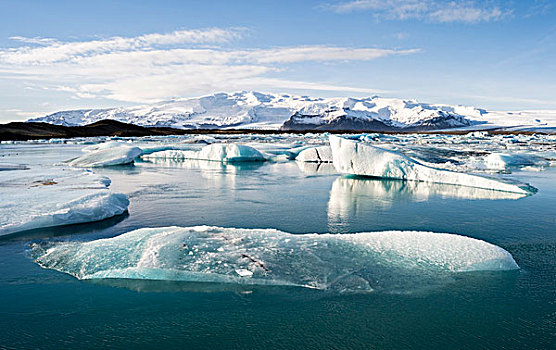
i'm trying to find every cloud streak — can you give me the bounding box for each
[327,0,511,23]
[0,28,418,103]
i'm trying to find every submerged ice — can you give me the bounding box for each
[33,226,518,293]
[0,167,129,236]
[329,135,535,194]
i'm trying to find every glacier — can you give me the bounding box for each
[142,143,266,163]
[68,145,143,167]
[329,135,535,194]
[0,167,129,236]
[32,226,518,293]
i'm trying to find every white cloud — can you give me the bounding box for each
[0,28,418,103]
[328,0,511,23]
[1,28,243,65]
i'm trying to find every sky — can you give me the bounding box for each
[0,0,555,122]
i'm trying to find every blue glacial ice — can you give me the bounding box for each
[33,226,518,293]
[68,145,143,167]
[0,167,129,236]
[329,135,535,194]
[143,143,266,162]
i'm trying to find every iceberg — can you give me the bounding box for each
[142,143,266,163]
[68,146,143,167]
[33,226,518,293]
[0,167,129,236]
[329,135,534,194]
[296,146,333,163]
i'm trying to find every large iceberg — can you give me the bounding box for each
[296,146,333,163]
[143,144,266,163]
[33,226,518,293]
[0,167,129,236]
[329,135,534,194]
[68,146,143,167]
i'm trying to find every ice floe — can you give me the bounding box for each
[33,226,518,293]
[329,135,535,194]
[0,167,128,236]
[143,143,266,163]
[68,146,143,167]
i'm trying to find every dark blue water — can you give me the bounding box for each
[0,144,555,349]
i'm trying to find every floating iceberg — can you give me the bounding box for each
[68,146,143,167]
[33,226,518,293]
[143,144,266,163]
[329,135,534,194]
[296,146,333,163]
[0,167,129,236]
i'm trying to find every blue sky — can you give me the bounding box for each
[0,0,555,122]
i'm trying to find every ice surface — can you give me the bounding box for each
[0,163,28,171]
[143,143,266,163]
[296,146,333,163]
[0,167,128,236]
[33,226,518,293]
[68,146,143,167]
[82,141,126,153]
[329,135,534,194]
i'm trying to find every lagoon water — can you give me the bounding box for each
[1,140,555,349]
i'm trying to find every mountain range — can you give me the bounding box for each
[27,91,556,132]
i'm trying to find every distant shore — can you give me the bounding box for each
[0,119,551,141]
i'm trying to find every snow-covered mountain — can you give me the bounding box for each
[27,91,556,132]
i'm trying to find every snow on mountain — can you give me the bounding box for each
[27,91,556,132]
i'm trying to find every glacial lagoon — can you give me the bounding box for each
[1,133,555,349]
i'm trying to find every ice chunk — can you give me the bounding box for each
[296,146,333,163]
[329,135,534,194]
[68,146,143,167]
[0,167,128,236]
[473,153,549,171]
[33,226,518,293]
[143,144,266,163]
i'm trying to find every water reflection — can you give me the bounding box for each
[295,161,337,176]
[140,158,264,188]
[327,176,527,232]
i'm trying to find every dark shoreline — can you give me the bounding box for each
[0,119,549,141]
